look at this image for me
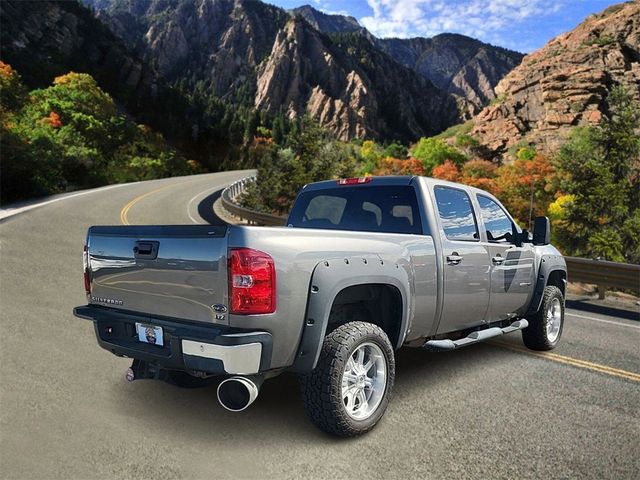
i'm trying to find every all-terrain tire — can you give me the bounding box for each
[523,285,564,351]
[299,321,395,437]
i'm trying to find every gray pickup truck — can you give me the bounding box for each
[75,176,566,436]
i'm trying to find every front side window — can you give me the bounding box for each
[434,186,478,241]
[477,195,516,243]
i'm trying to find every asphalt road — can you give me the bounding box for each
[1,172,639,480]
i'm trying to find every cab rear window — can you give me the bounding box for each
[287,186,425,235]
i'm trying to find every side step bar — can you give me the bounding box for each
[423,319,529,352]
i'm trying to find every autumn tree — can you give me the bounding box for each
[373,157,425,176]
[432,160,461,182]
[494,153,556,228]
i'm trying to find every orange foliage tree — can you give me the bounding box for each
[432,160,460,182]
[494,154,556,226]
[373,157,425,176]
[460,159,498,193]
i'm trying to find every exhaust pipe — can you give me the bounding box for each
[217,376,263,412]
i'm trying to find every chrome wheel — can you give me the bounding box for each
[341,342,387,420]
[546,297,562,343]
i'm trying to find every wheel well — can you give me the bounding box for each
[327,284,403,348]
[547,270,566,296]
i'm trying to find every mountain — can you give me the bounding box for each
[291,5,523,116]
[255,18,457,140]
[291,5,362,34]
[0,0,153,96]
[468,1,640,159]
[377,35,523,116]
[3,0,523,144]
[83,0,458,141]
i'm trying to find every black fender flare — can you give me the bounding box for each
[526,254,567,316]
[290,256,411,373]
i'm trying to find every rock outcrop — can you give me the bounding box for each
[255,18,457,141]
[378,34,523,116]
[469,2,640,158]
[292,6,523,116]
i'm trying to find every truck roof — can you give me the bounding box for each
[301,176,417,192]
[302,175,493,196]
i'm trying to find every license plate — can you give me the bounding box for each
[135,323,164,347]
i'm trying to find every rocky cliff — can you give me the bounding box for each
[378,34,523,116]
[255,18,457,140]
[291,5,362,34]
[469,2,640,158]
[292,5,523,116]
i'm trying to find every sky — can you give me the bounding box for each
[268,0,621,52]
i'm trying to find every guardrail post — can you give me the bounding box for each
[597,285,606,300]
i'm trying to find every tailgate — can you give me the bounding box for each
[87,225,229,324]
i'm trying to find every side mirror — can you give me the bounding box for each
[533,216,550,246]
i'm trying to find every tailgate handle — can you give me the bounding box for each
[133,241,159,260]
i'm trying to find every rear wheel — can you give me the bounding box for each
[299,321,395,437]
[523,285,564,351]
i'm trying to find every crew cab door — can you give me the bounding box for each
[475,194,536,321]
[432,185,491,333]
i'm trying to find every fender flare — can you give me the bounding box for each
[526,254,567,316]
[290,256,411,373]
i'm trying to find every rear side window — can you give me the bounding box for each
[288,185,425,235]
[434,186,479,241]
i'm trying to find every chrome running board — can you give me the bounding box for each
[423,319,529,352]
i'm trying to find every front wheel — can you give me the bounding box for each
[299,321,395,437]
[523,285,565,351]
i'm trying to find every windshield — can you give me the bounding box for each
[287,185,425,235]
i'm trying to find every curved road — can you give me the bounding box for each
[1,172,639,479]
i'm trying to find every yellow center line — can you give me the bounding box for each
[120,183,180,225]
[492,341,640,382]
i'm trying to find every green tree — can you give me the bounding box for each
[383,142,407,159]
[555,86,640,262]
[411,137,467,175]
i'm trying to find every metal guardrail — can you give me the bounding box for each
[222,176,640,295]
[221,176,286,226]
[565,257,640,297]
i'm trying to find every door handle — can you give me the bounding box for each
[133,240,159,260]
[492,255,505,265]
[446,253,463,265]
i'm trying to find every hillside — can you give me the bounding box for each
[469,1,640,159]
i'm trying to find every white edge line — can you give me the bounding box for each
[186,179,236,224]
[566,312,640,330]
[0,183,131,221]
[186,186,218,224]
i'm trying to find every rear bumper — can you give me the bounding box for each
[74,305,272,375]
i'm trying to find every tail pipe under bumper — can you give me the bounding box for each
[217,375,264,412]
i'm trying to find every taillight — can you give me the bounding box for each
[228,248,276,315]
[83,245,91,295]
[337,177,372,185]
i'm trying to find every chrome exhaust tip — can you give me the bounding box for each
[217,376,262,412]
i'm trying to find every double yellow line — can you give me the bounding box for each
[494,342,640,383]
[120,183,178,225]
